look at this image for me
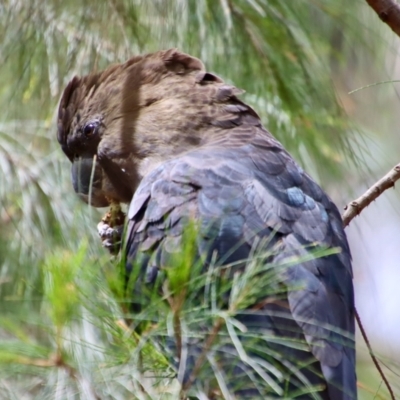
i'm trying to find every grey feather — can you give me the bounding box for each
[125,135,356,399]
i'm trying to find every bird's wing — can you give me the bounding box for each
[125,137,356,399]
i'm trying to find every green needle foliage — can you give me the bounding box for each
[111,224,344,399]
[0,0,394,399]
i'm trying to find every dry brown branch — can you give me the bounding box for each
[355,309,395,400]
[365,0,400,37]
[342,163,400,400]
[342,163,400,227]
[181,317,224,395]
[13,353,101,399]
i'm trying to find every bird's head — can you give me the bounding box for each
[57,49,256,207]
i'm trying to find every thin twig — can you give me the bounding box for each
[180,317,224,395]
[349,80,400,94]
[355,309,395,400]
[14,353,101,400]
[166,287,187,364]
[365,0,400,37]
[342,164,400,399]
[173,310,183,363]
[342,163,400,227]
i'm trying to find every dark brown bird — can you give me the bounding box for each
[57,49,356,399]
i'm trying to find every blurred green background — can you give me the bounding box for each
[1,0,400,398]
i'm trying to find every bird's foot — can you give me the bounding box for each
[98,203,126,255]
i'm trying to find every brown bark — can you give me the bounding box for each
[342,165,400,400]
[365,0,400,37]
[342,163,400,227]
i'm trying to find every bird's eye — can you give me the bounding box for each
[83,123,96,137]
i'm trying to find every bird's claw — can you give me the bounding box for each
[98,204,126,255]
[97,220,124,255]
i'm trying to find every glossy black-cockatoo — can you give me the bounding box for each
[57,49,356,399]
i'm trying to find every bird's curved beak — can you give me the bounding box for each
[71,156,110,207]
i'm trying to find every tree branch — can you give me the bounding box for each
[355,309,395,400]
[342,163,400,227]
[180,317,224,395]
[342,163,400,400]
[365,0,400,37]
